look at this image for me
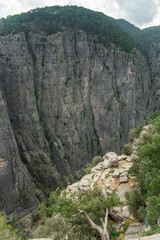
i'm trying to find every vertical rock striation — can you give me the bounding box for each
[0,29,155,216]
[0,89,38,216]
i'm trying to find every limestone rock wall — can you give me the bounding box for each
[0,29,155,216]
[0,89,38,216]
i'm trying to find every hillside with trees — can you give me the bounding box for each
[0,6,137,52]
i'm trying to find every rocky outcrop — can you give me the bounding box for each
[0,28,156,216]
[66,125,153,239]
[67,151,139,239]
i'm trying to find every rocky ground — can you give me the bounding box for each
[66,125,153,240]
[31,234,160,240]
[131,234,160,240]
[67,151,143,240]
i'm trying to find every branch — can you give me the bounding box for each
[74,210,109,240]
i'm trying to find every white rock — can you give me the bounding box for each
[81,174,93,181]
[119,168,125,174]
[79,185,90,191]
[109,158,118,167]
[103,152,117,160]
[99,160,110,169]
[113,206,122,213]
[100,169,110,180]
[143,124,152,130]
[122,206,130,218]
[120,176,128,183]
[120,172,128,177]
[116,183,130,199]
[103,152,118,167]
[124,234,138,239]
[79,179,90,187]
[112,169,120,178]
[93,171,102,179]
[125,222,143,235]
[66,182,79,193]
[90,183,95,189]
[118,155,128,161]
[106,189,112,194]
[90,165,102,173]
[104,182,111,189]
[128,153,137,161]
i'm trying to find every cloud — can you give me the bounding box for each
[25,0,45,8]
[0,0,45,18]
[114,0,158,25]
[0,0,159,29]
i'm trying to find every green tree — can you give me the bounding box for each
[38,186,121,240]
[126,113,160,230]
[0,212,21,240]
[33,213,72,240]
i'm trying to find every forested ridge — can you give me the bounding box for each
[0,5,141,53]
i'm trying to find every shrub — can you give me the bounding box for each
[146,195,160,229]
[129,123,143,142]
[149,110,160,122]
[0,212,21,240]
[126,113,160,229]
[33,214,71,240]
[38,186,121,240]
[141,227,160,236]
[150,115,160,132]
[92,156,103,165]
[125,189,145,221]
[141,132,152,144]
[84,156,103,174]
[137,133,152,146]
[121,144,132,155]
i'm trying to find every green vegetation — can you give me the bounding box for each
[141,227,160,236]
[33,214,72,239]
[37,186,121,239]
[121,143,132,155]
[125,113,160,229]
[0,212,21,240]
[0,6,136,52]
[0,5,159,55]
[44,129,53,152]
[149,110,160,122]
[129,123,143,142]
[84,155,103,174]
[137,132,152,146]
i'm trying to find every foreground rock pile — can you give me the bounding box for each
[67,151,143,239]
[66,125,154,239]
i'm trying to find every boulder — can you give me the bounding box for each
[122,206,130,218]
[103,152,117,160]
[118,155,128,161]
[120,176,128,183]
[112,169,120,178]
[120,172,128,177]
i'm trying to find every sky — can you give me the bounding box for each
[0,0,159,29]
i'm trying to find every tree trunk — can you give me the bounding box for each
[75,210,110,240]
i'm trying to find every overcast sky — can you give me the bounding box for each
[0,0,159,29]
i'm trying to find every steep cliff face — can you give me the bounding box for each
[143,31,160,110]
[0,28,154,216]
[0,88,39,216]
